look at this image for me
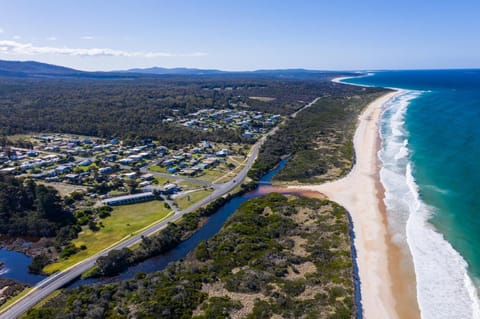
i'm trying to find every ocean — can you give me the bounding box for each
[344,70,480,319]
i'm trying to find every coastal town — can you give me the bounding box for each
[0,1,475,318]
[0,108,282,210]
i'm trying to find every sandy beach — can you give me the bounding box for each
[291,89,420,318]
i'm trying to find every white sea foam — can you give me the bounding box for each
[379,91,480,319]
[0,267,9,275]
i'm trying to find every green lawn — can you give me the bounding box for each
[174,189,213,210]
[43,201,172,274]
[195,167,226,182]
[177,181,202,190]
[148,165,167,173]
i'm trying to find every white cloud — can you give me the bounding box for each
[81,36,95,40]
[46,36,57,41]
[0,40,207,58]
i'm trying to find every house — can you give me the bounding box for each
[162,159,176,167]
[128,154,143,162]
[99,167,113,174]
[191,165,202,171]
[216,149,228,157]
[0,167,16,175]
[138,181,151,188]
[162,183,179,195]
[104,154,117,162]
[269,114,281,122]
[34,160,47,167]
[202,141,212,149]
[27,150,38,157]
[181,168,196,176]
[203,158,218,166]
[138,152,151,158]
[118,158,134,165]
[178,162,187,169]
[157,146,168,155]
[167,167,178,174]
[55,165,71,174]
[21,163,34,170]
[64,173,81,183]
[198,163,210,170]
[141,173,154,181]
[103,192,155,206]
[243,131,254,138]
[123,172,136,179]
[79,159,92,167]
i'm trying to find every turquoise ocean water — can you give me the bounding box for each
[344,70,480,319]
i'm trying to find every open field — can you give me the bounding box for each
[38,182,88,198]
[43,201,172,273]
[194,167,226,182]
[174,189,213,210]
[177,181,202,190]
[148,165,167,173]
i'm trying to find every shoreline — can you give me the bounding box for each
[291,89,420,318]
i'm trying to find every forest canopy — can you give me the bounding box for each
[0,74,368,146]
[0,175,73,237]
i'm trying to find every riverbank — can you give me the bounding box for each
[292,90,420,319]
[22,193,358,318]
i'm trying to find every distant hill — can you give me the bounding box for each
[0,59,143,79]
[0,59,354,80]
[126,66,225,75]
[0,60,88,78]
[125,67,343,77]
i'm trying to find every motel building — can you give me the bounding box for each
[103,192,155,206]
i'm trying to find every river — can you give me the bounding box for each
[0,158,289,288]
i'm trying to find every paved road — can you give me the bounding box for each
[0,130,266,319]
[0,97,320,318]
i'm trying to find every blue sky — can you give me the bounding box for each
[0,0,479,71]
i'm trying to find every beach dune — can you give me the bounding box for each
[293,90,420,319]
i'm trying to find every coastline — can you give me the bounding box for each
[291,89,420,318]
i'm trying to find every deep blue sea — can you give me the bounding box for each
[344,70,480,319]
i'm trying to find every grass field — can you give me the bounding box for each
[148,165,167,173]
[38,182,88,198]
[177,181,203,190]
[174,189,213,210]
[43,201,172,274]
